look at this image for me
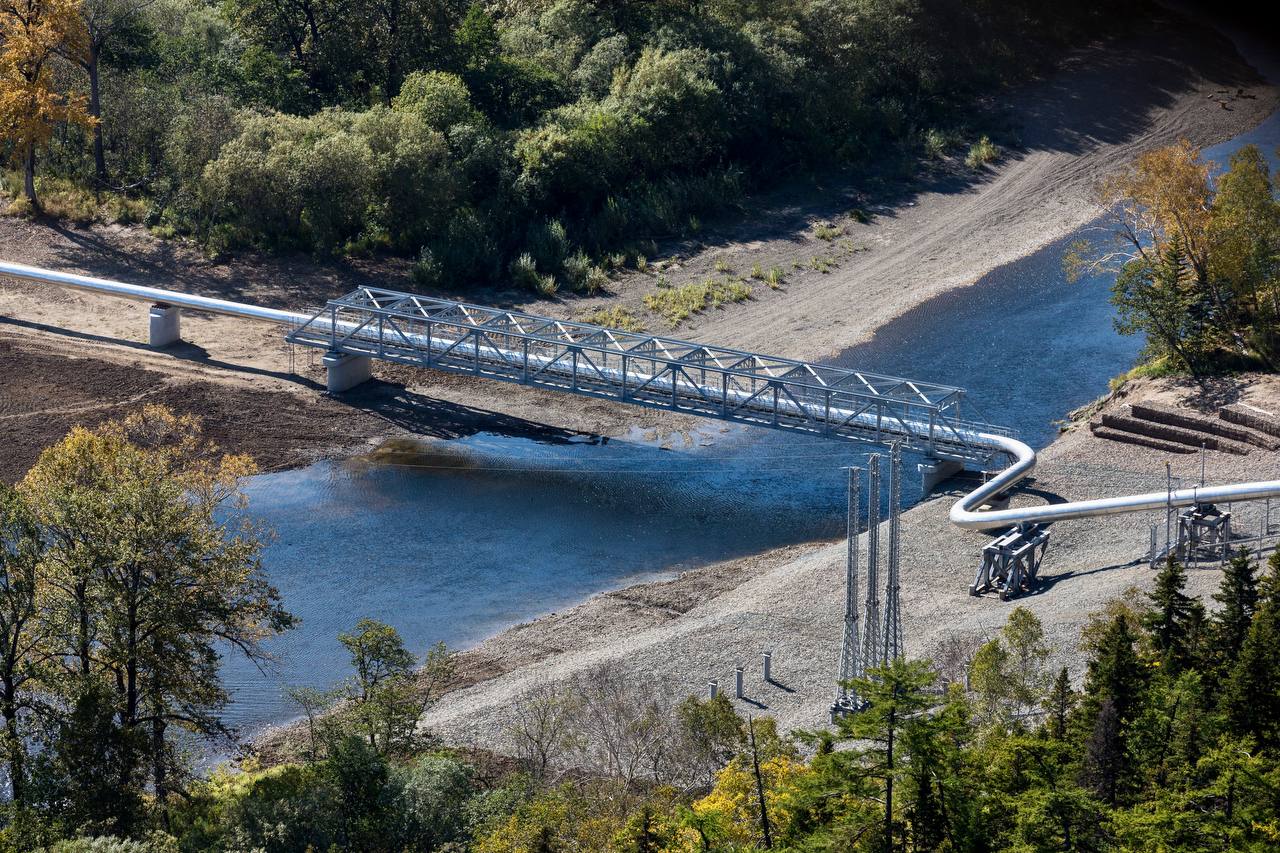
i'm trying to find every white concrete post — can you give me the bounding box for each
[323,351,373,393]
[148,304,181,347]
[762,651,772,683]
[708,680,718,699]
[734,666,744,699]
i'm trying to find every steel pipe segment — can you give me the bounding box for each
[0,260,308,325]
[947,430,1280,530]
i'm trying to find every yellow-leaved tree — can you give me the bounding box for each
[0,0,94,209]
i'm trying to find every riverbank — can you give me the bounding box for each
[400,374,1280,752]
[1,7,1275,480]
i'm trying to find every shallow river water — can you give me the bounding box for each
[221,90,1280,738]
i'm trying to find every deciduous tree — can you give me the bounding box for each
[19,405,294,822]
[0,0,95,207]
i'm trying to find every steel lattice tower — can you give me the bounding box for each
[836,466,862,704]
[882,444,905,662]
[860,454,882,673]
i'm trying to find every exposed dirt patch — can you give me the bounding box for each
[0,338,385,483]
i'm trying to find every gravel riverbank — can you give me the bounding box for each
[414,376,1280,749]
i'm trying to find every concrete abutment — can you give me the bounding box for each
[919,459,964,493]
[323,351,373,393]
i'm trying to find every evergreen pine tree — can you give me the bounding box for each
[1042,667,1075,741]
[1258,549,1280,607]
[1213,548,1258,663]
[1079,615,1146,804]
[1144,556,1198,674]
[1222,595,1280,749]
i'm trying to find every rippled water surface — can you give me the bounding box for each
[222,96,1280,737]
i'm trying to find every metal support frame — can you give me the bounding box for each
[1175,503,1233,562]
[970,523,1050,600]
[286,287,1010,465]
[832,466,865,720]
[883,444,904,662]
[861,455,883,670]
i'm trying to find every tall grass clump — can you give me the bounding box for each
[965,136,1000,169]
[643,278,751,326]
[511,253,558,296]
[580,307,646,333]
[814,222,843,241]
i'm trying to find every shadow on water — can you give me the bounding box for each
[221,98,1280,739]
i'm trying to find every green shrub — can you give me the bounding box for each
[511,253,557,295]
[394,754,476,850]
[585,266,610,295]
[563,250,593,292]
[392,71,480,131]
[965,136,1000,169]
[412,247,444,287]
[528,218,571,275]
[923,128,956,160]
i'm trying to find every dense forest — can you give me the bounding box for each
[1,0,1127,292]
[3,406,1280,851]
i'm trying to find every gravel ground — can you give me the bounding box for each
[417,377,1280,748]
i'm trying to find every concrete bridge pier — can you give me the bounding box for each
[323,351,372,393]
[148,304,181,347]
[919,459,964,493]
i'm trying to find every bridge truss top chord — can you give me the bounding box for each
[286,286,1012,465]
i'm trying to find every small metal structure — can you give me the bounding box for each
[286,287,1008,464]
[970,523,1050,600]
[832,466,865,720]
[1176,503,1232,561]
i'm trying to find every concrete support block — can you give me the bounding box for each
[148,304,181,347]
[323,351,373,393]
[919,459,964,493]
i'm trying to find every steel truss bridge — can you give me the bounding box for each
[286,286,1011,467]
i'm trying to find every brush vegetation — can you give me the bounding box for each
[2,0,1126,292]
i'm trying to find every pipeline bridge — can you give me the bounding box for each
[5,260,1280,598]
